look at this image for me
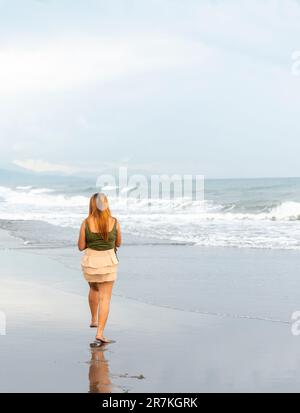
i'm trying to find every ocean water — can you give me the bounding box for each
[1,172,300,329]
[0,173,300,250]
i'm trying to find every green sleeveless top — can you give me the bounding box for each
[85,218,117,251]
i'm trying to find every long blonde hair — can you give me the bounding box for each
[87,193,112,240]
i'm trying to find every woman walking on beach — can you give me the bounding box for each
[78,193,122,344]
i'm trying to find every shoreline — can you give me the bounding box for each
[1,227,300,392]
[1,217,300,252]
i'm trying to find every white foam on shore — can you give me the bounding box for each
[0,185,300,250]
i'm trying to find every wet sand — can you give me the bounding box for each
[1,228,300,392]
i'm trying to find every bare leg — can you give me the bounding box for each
[96,281,115,342]
[88,282,100,326]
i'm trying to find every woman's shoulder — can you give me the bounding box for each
[111,216,120,229]
[81,218,88,228]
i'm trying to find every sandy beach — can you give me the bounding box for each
[1,226,300,392]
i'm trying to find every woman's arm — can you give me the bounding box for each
[115,219,122,248]
[78,220,87,251]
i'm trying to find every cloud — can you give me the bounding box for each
[12,158,167,176]
[13,159,80,174]
[0,33,214,94]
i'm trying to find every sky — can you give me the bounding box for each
[0,0,300,179]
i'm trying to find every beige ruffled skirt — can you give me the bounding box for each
[81,248,118,283]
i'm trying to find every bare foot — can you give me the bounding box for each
[90,322,98,328]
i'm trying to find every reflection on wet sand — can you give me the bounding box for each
[89,343,112,393]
